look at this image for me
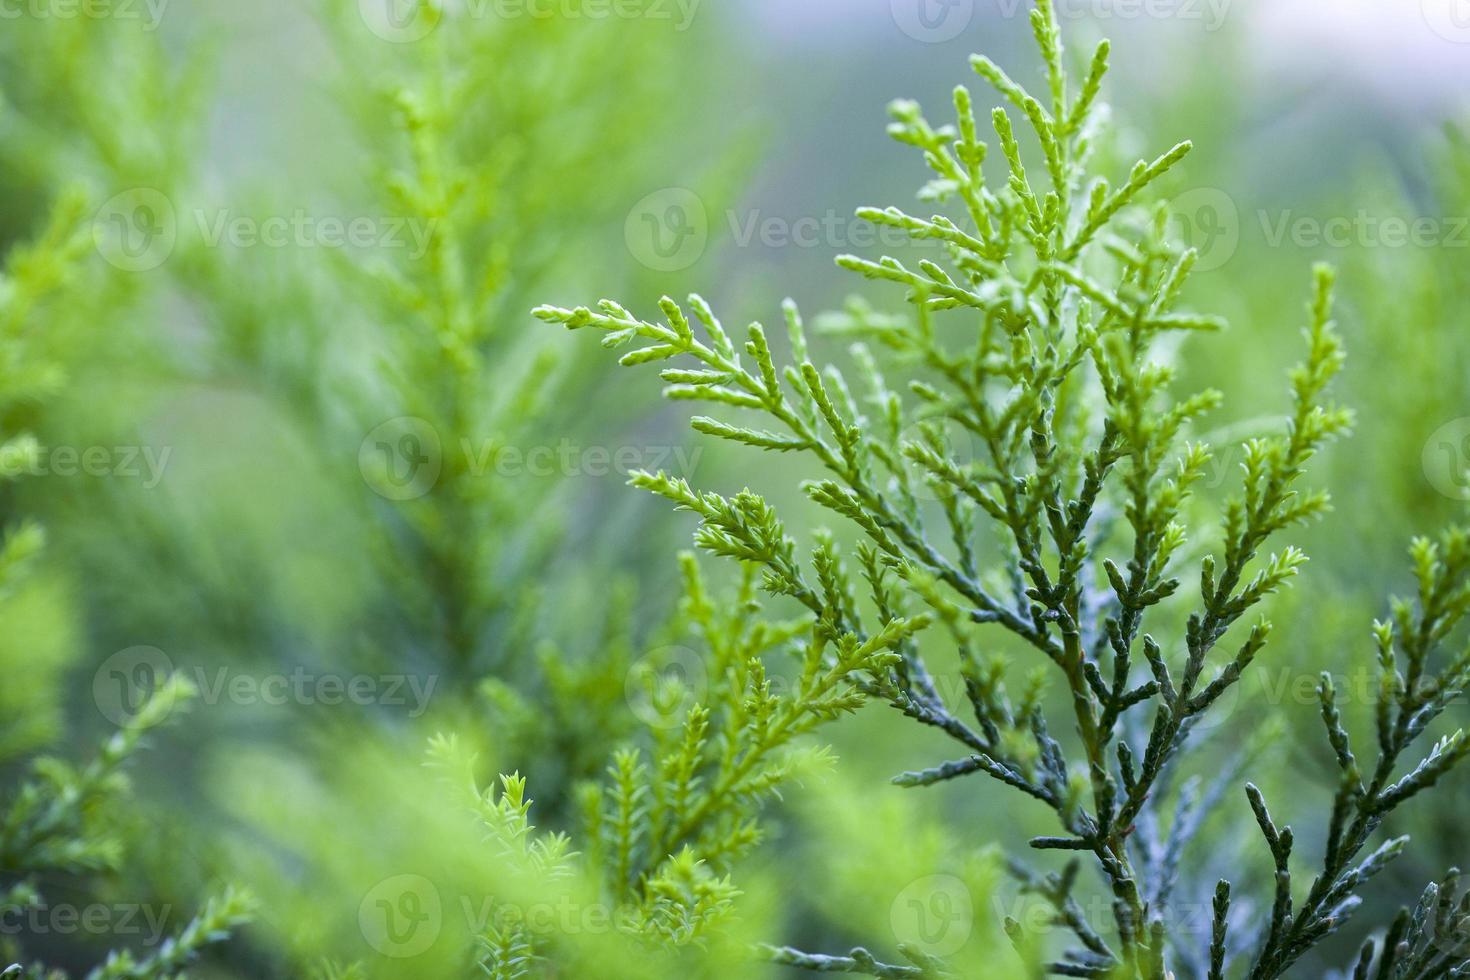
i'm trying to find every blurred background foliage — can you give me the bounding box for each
[0,0,1468,976]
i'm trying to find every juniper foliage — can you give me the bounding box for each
[538,3,1470,976]
[424,552,925,975]
[315,0,719,686]
[0,675,252,979]
[2,0,712,704]
[0,201,248,978]
[279,552,908,978]
[0,7,784,975]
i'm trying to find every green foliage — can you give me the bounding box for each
[408,549,924,974]
[4,7,736,971]
[540,2,1470,976]
[2,0,720,700]
[1347,867,1470,979]
[2,2,1466,979]
[0,513,247,976]
[223,547,916,976]
[0,135,247,979]
[310,0,709,681]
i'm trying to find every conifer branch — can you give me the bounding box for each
[540,2,1469,976]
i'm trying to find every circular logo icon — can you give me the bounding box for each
[625,645,707,729]
[1166,188,1239,272]
[358,0,440,42]
[93,646,176,726]
[891,0,975,43]
[891,874,973,957]
[624,188,708,273]
[93,189,177,272]
[899,415,978,504]
[1423,0,1470,43]
[359,417,442,501]
[359,874,442,958]
[1424,418,1470,500]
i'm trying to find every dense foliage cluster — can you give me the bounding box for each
[0,196,247,977]
[0,1,1466,977]
[538,2,1470,975]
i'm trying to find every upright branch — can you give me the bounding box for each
[538,1,1467,976]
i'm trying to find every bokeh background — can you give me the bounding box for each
[1,0,1469,975]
